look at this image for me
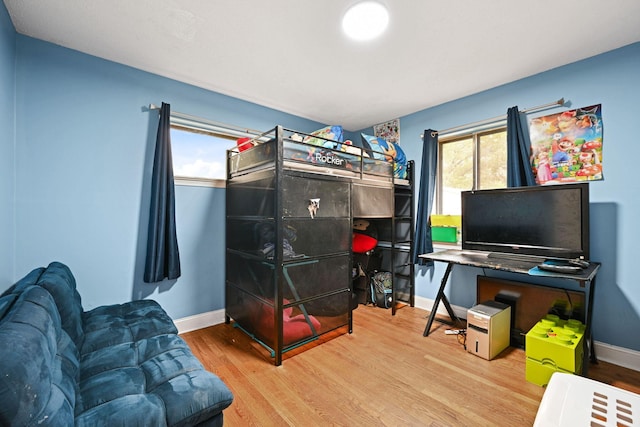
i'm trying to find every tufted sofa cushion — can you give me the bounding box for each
[77,333,233,426]
[0,265,45,297]
[81,299,178,354]
[0,286,79,425]
[32,262,178,355]
[0,263,234,426]
[35,262,85,348]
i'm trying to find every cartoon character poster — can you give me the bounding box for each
[529,104,603,185]
[374,118,400,144]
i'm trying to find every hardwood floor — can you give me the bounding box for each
[181,304,640,427]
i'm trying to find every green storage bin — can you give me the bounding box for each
[432,226,457,243]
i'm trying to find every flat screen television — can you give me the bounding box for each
[461,183,590,260]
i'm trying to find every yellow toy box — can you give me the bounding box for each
[525,315,585,386]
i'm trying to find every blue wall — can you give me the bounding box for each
[394,43,640,352]
[0,2,15,285]
[8,32,324,318]
[2,1,639,352]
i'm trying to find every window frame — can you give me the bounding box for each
[435,125,507,215]
[169,114,259,188]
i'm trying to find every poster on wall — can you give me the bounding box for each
[529,104,603,185]
[374,118,400,144]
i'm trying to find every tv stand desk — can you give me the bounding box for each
[419,249,600,370]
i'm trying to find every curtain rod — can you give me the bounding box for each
[426,98,566,139]
[148,103,263,136]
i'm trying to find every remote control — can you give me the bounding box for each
[537,263,582,274]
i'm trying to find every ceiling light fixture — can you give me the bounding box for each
[342,1,389,41]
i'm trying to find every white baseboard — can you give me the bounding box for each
[414,295,640,372]
[414,295,468,320]
[175,309,226,334]
[594,341,640,372]
[176,301,640,372]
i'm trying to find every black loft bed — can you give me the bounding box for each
[225,125,413,364]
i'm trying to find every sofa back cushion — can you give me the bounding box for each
[0,286,79,425]
[0,266,45,298]
[0,293,18,320]
[0,267,45,320]
[36,261,85,348]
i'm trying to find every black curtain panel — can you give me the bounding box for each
[506,106,536,187]
[144,102,181,283]
[413,130,438,266]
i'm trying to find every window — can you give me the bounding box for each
[437,128,507,215]
[169,115,256,187]
[171,126,232,183]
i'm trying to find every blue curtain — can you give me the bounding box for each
[144,102,181,283]
[506,106,536,187]
[413,130,438,265]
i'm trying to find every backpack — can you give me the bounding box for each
[370,271,393,309]
[352,251,382,306]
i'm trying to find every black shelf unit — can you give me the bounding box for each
[225,126,396,365]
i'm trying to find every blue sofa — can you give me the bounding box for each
[0,262,233,426]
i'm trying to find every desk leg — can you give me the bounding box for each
[585,276,598,369]
[423,262,458,337]
[576,276,598,376]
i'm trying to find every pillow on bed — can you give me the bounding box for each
[393,142,408,179]
[304,125,344,147]
[361,133,408,179]
[360,133,390,160]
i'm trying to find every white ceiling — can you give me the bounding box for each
[5,0,640,131]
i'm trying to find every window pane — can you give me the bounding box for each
[171,127,231,180]
[478,130,507,190]
[441,138,473,214]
